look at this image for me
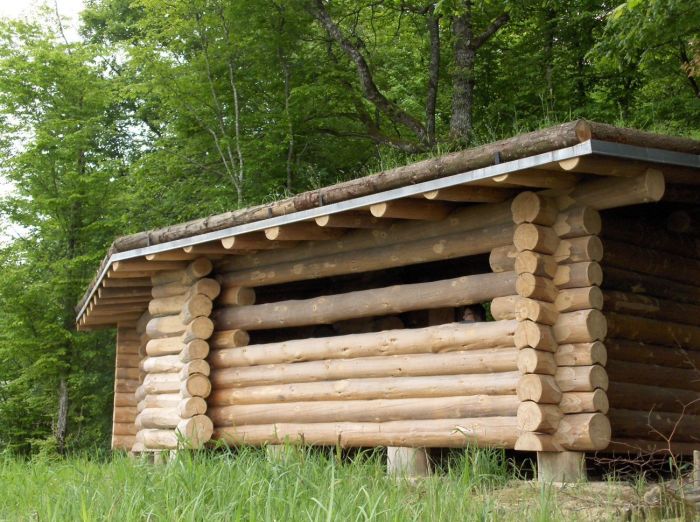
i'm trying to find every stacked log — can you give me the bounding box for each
[495,192,611,452]
[111,326,140,450]
[134,258,219,451]
[600,214,700,453]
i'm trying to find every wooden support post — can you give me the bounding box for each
[387,447,429,477]
[537,451,586,483]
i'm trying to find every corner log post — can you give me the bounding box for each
[504,191,611,482]
[134,258,219,453]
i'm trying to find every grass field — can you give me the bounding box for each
[0,446,687,521]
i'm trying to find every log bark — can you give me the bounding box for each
[555,342,607,366]
[608,409,700,442]
[265,223,344,241]
[603,267,700,305]
[607,382,700,414]
[370,200,451,221]
[211,348,518,388]
[209,320,517,368]
[604,290,700,328]
[554,412,611,450]
[208,372,520,406]
[214,272,516,331]
[606,312,700,350]
[603,239,700,285]
[601,215,700,259]
[210,395,519,426]
[555,286,604,313]
[553,262,603,289]
[423,185,512,203]
[213,416,519,448]
[553,309,607,344]
[606,338,700,369]
[606,360,700,392]
[315,212,383,229]
[560,390,609,414]
[517,402,562,433]
[219,223,514,287]
[511,192,558,225]
[556,365,609,392]
[513,224,560,254]
[516,374,562,404]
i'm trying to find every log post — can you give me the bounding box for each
[510,192,611,480]
[387,447,430,477]
[136,258,220,453]
[112,325,140,451]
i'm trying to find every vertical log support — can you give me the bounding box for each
[508,192,611,481]
[134,258,220,452]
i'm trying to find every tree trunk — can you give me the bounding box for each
[56,377,68,454]
[451,11,475,143]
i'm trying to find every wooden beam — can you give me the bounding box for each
[491,169,578,189]
[221,232,292,250]
[145,252,198,262]
[370,200,452,221]
[265,223,344,241]
[314,212,384,229]
[106,270,157,279]
[98,287,152,299]
[112,260,188,272]
[422,185,513,203]
[183,244,240,255]
[102,277,151,288]
[558,156,646,177]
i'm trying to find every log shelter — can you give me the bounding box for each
[76,120,700,479]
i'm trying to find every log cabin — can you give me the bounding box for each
[76,120,700,480]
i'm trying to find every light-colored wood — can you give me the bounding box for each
[179,360,210,379]
[182,317,214,342]
[604,290,700,328]
[146,336,185,356]
[555,365,608,392]
[213,417,519,448]
[219,200,513,274]
[151,258,213,286]
[555,287,604,313]
[137,408,180,430]
[515,251,558,278]
[209,396,520,426]
[114,407,138,423]
[423,185,512,203]
[513,223,560,254]
[553,236,604,264]
[141,355,182,374]
[114,392,137,407]
[554,169,665,211]
[554,412,611,451]
[537,451,586,483]
[608,409,700,442]
[103,277,151,288]
[516,273,557,302]
[558,156,650,177]
[315,212,384,229]
[514,432,562,451]
[607,312,700,350]
[113,422,138,436]
[209,329,250,350]
[553,262,603,289]
[179,340,210,362]
[217,286,256,306]
[113,260,188,273]
[606,338,700,369]
[220,223,515,287]
[607,382,700,414]
[99,287,152,299]
[137,393,180,412]
[511,192,558,225]
[176,415,214,448]
[492,170,578,189]
[489,245,518,273]
[553,309,607,344]
[211,349,518,388]
[115,367,139,380]
[517,348,557,375]
[221,233,290,250]
[514,321,557,351]
[208,372,520,406]
[369,200,451,221]
[490,295,521,321]
[152,282,190,299]
[553,207,601,239]
[178,397,208,419]
[214,272,516,331]
[111,435,136,450]
[146,315,213,340]
[141,372,181,395]
[181,374,212,398]
[554,342,607,367]
[516,298,558,325]
[265,223,344,241]
[182,244,235,256]
[560,390,609,414]
[141,429,178,450]
[517,402,562,433]
[179,294,213,324]
[516,374,562,404]
[208,321,517,368]
[387,447,429,477]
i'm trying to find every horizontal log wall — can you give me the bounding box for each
[600,208,700,454]
[111,326,140,450]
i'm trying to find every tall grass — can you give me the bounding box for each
[0,446,580,521]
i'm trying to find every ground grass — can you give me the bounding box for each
[0,446,675,521]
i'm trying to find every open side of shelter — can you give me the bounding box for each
[76,120,700,481]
